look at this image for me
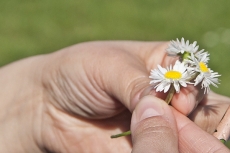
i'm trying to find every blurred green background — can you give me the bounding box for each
[0,0,230,96]
[1,0,230,148]
[0,0,230,97]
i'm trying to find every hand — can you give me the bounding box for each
[131,95,230,152]
[0,41,226,152]
[189,91,230,137]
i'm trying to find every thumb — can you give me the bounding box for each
[131,95,179,153]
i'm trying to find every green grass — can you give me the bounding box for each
[1,0,230,148]
[1,0,230,95]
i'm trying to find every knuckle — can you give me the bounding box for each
[132,116,175,142]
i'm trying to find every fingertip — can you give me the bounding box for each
[131,95,179,153]
[171,85,204,116]
[171,91,195,115]
[131,95,165,128]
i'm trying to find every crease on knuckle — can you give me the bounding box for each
[133,117,174,141]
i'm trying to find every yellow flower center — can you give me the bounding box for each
[165,71,182,79]
[199,62,209,72]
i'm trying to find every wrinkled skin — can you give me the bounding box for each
[0,41,229,153]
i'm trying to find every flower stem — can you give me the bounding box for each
[220,139,226,144]
[111,87,176,139]
[110,130,131,138]
[165,86,175,104]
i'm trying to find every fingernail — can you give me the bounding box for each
[135,95,165,123]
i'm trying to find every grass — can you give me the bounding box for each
[1,1,230,89]
[1,0,230,147]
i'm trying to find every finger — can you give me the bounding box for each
[140,83,204,116]
[103,41,169,111]
[131,95,179,153]
[173,108,230,153]
[189,91,230,133]
[214,105,230,141]
[171,84,205,116]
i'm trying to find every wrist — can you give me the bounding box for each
[0,56,46,153]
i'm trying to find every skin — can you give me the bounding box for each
[131,95,230,153]
[0,41,229,152]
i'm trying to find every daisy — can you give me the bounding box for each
[184,50,210,66]
[166,37,199,56]
[149,60,193,93]
[190,54,220,93]
[194,49,210,63]
[195,69,220,93]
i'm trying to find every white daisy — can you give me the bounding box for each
[196,70,220,93]
[149,60,193,93]
[166,37,199,56]
[185,51,210,66]
[194,49,210,63]
[191,54,220,93]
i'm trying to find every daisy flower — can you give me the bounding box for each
[184,50,210,66]
[190,54,220,93]
[149,60,193,93]
[166,37,199,56]
[194,49,210,62]
[111,37,221,139]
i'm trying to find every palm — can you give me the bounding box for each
[41,92,230,153]
[189,91,230,134]
[42,107,132,153]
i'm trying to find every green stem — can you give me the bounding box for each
[111,87,176,139]
[220,139,226,144]
[110,130,131,138]
[164,86,175,104]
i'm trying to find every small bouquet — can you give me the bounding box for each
[111,38,220,138]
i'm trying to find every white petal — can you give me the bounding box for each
[157,65,167,74]
[173,81,180,93]
[164,83,171,93]
[192,41,197,47]
[179,80,187,87]
[156,81,166,92]
[173,60,181,70]
[194,74,204,86]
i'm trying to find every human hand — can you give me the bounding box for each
[0,41,226,152]
[131,95,230,152]
[189,91,230,138]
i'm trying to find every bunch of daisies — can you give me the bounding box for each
[111,38,221,139]
[149,38,220,94]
